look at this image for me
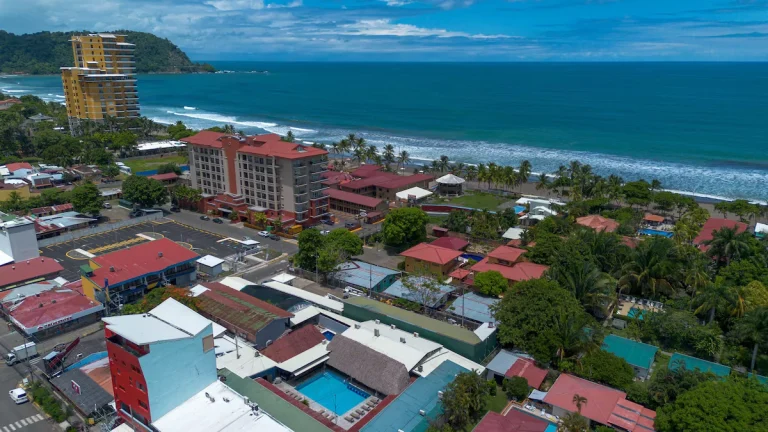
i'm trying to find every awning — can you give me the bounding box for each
[528,389,548,401]
[396,186,433,201]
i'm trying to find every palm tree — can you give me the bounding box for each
[552,310,593,363]
[518,160,532,193]
[704,227,751,265]
[559,412,589,432]
[451,162,466,176]
[694,282,733,324]
[223,124,235,134]
[331,141,341,155]
[732,307,768,372]
[502,166,517,191]
[366,144,378,164]
[551,261,614,314]
[465,165,478,182]
[438,155,450,172]
[618,238,678,298]
[397,150,410,171]
[338,137,353,155]
[554,165,569,197]
[353,146,367,166]
[382,144,396,168]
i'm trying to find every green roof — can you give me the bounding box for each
[344,296,481,344]
[602,335,658,370]
[668,353,731,377]
[218,369,333,432]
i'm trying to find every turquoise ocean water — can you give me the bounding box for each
[2,62,767,200]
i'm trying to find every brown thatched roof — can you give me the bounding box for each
[326,335,410,395]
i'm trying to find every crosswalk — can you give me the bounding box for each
[2,414,45,432]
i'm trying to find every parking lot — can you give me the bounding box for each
[41,219,247,279]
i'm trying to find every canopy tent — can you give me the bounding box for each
[436,174,465,185]
[396,186,433,201]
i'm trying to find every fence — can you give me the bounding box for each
[37,212,164,247]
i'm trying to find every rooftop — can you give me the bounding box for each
[151,380,292,432]
[505,358,547,389]
[103,298,212,345]
[182,132,328,160]
[0,257,64,288]
[331,260,400,290]
[472,410,554,432]
[327,334,411,395]
[5,162,33,172]
[449,292,499,324]
[487,246,526,263]
[576,215,620,233]
[543,374,625,425]
[395,186,433,200]
[0,279,64,303]
[344,296,482,345]
[147,172,179,181]
[50,368,113,416]
[261,280,343,313]
[198,283,293,334]
[400,242,463,265]
[214,335,278,379]
[694,218,748,246]
[486,350,533,376]
[435,173,465,185]
[383,277,455,308]
[643,214,665,223]
[343,172,434,191]
[261,325,325,363]
[197,255,225,268]
[324,188,383,208]
[8,288,103,333]
[668,353,731,377]
[430,236,470,251]
[471,259,549,282]
[602,335,658,371]
[89,238,199,287]
[340,323,433,371]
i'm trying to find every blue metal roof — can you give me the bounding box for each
[332,261,399,290]
[447,292,499,323]
[382,277,455,307]
[361,361,468,432]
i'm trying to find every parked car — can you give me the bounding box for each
[200,215,210,221]
[129,209,143,218]
[269,234,280,241]
[170,205,180,212]
[257,231,270,237]
[212,218,223,224]
[344,221,360,230]
[9,388,28,404]
[102,202,112,209]
[321,230,330,235]
[322,219,334,226]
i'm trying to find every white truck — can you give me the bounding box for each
[5,342,37,366]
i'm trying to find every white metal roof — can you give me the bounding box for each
[103,298,211,345]
[756,223,768,234]
[360,320,442,354]
[414,349,484,377]
[151,381,292,432]
[215,335,277,378]
[396,187,433,201]
[189,284,209,297]
[502,227,525,240]
[436,173,466,185]
[271,273,296,284]
[277,343,329,374]
[136,141,186,151]
[262,281,343,313]
[473,322,498,341]
[219,276,251,291]
[340,325,430,371]
[289,305,320,327]
[151,298,212,336]
[197,255,225,268]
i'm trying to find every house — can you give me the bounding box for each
[473,409,556,432]
[694,218,748,251]
[400,243,463,277]
[602,335,658,379]
[0,257,64,291]
[325,188,388,217]
[485,350,546,389]
[543,374,656,431]
[147,172,179,187]
[395,186,433,205]
[0,98,22,110]
[668,353,731,377]
[430,236,469,251]
[468,245,549,287]
[70,165,101,181]
[0,182,33,201]
[576,215,620,233]
[330,260,399,292]
[383,276,456,308]
[261,325,329,380]
[448,292,499,325]
[28,113,53,123]
[435,173,465,196]
[340,165,434,201]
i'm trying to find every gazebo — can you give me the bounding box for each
[436,173,465,196]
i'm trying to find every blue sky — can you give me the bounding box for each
[1,0,767,60]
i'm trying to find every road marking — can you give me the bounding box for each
[4,425,10,432]
[18,420,26,427]
[13,422,20,429]
[7,425,14,431]
[35,414,43,421]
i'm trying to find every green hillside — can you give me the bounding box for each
[0,30,215,75]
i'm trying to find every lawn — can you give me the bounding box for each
[443,192,511,211]
[123,155,188,173]
[428,214,449,225]
[486,387,510,413]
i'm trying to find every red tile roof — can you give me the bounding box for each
[608,399,656,432]
[622,236,640,249]
[694,218,748,245]
[6,162,33,172]
[430,236,470,251]
[90,238,199,287]
[505,358,547,389]
[0,257,64,288]
[261,325,325,363]
[449,268,471,280]
[471,259,549,282]
[180,131,226,148]
[473,410,551,432]
[543,374,625,424]
[236,134,328,160]
[400,243,463,265]
[324,188,384,208]
[487,246,526,263]
[351,164,385,178]
[643,214,664,223]
[9,288,102,331]
[506,240,536,248]
[576,215,620,233]
[342,173,434,191]
[321,171,354,186]
[147,172,179,181]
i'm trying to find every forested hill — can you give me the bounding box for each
[0,30,215,75]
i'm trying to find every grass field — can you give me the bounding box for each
[443,192,511,211]
[123,155,188,173]
[486,388,510,413]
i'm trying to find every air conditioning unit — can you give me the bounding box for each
[400,337,406,344]
[390,324,396,330]
[413,332,419,338]
[354,323,361,329]
[374,329,380,337]
[375,319,380,325]
[419,410,426,416]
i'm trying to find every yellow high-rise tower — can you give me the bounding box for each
[61,33,139,133]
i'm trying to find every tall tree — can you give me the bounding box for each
[397,150,410,171]
[439,371,489,431]
[70,181,103,215]
[381,207,429,248]
[731,307,768,372]
[122,175,168,208]
[704,227,751,266]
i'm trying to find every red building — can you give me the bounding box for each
[0,257,64,291]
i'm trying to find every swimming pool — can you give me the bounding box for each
[514,205,526,214]
[638,228,674,238]
[628,307,647,320]
[322,330,335,341]
[296,371,369,415]
[461,253,484,262]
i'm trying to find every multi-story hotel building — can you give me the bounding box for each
[61,33,139,133]
[181,131,330,227]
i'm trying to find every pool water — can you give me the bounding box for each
[628,307,647,320]
[323,330,335,341]
[296,371,369,415]
[638,228,674,238]
[514,205,526,214]
[461,253,484,262]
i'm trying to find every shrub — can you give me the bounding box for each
[397,260,406,271]
[486,380,497,396]
[502,376,530,401]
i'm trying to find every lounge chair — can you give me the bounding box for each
[345,415,354,422]
[362,405,372,411]
[351,412,361,419]
[372,397,380,404]
[366,401,375,408]
[356,408,365,415]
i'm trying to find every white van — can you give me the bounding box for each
[9,388,28,404]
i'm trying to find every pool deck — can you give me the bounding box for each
[616,296,663,317]
[275,380,380,430]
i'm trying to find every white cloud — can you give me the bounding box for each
[382,0,414,6]
[267,0,302,8]
[335,19,511,39]
[204,0,264,11]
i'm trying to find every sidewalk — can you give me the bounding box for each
[0,321,104,357]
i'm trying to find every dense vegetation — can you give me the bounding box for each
[0,30,214,74]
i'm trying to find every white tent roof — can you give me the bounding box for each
[502,227,525,240]
[436,173,465,185]
[396,186,433,201]
[271,273,296,284]
[197,255,224,268]
[756,223,768,234]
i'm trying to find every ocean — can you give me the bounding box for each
[2,62,767,201]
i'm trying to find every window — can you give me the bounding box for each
[138,400,148,409]
[202,334,214,352]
